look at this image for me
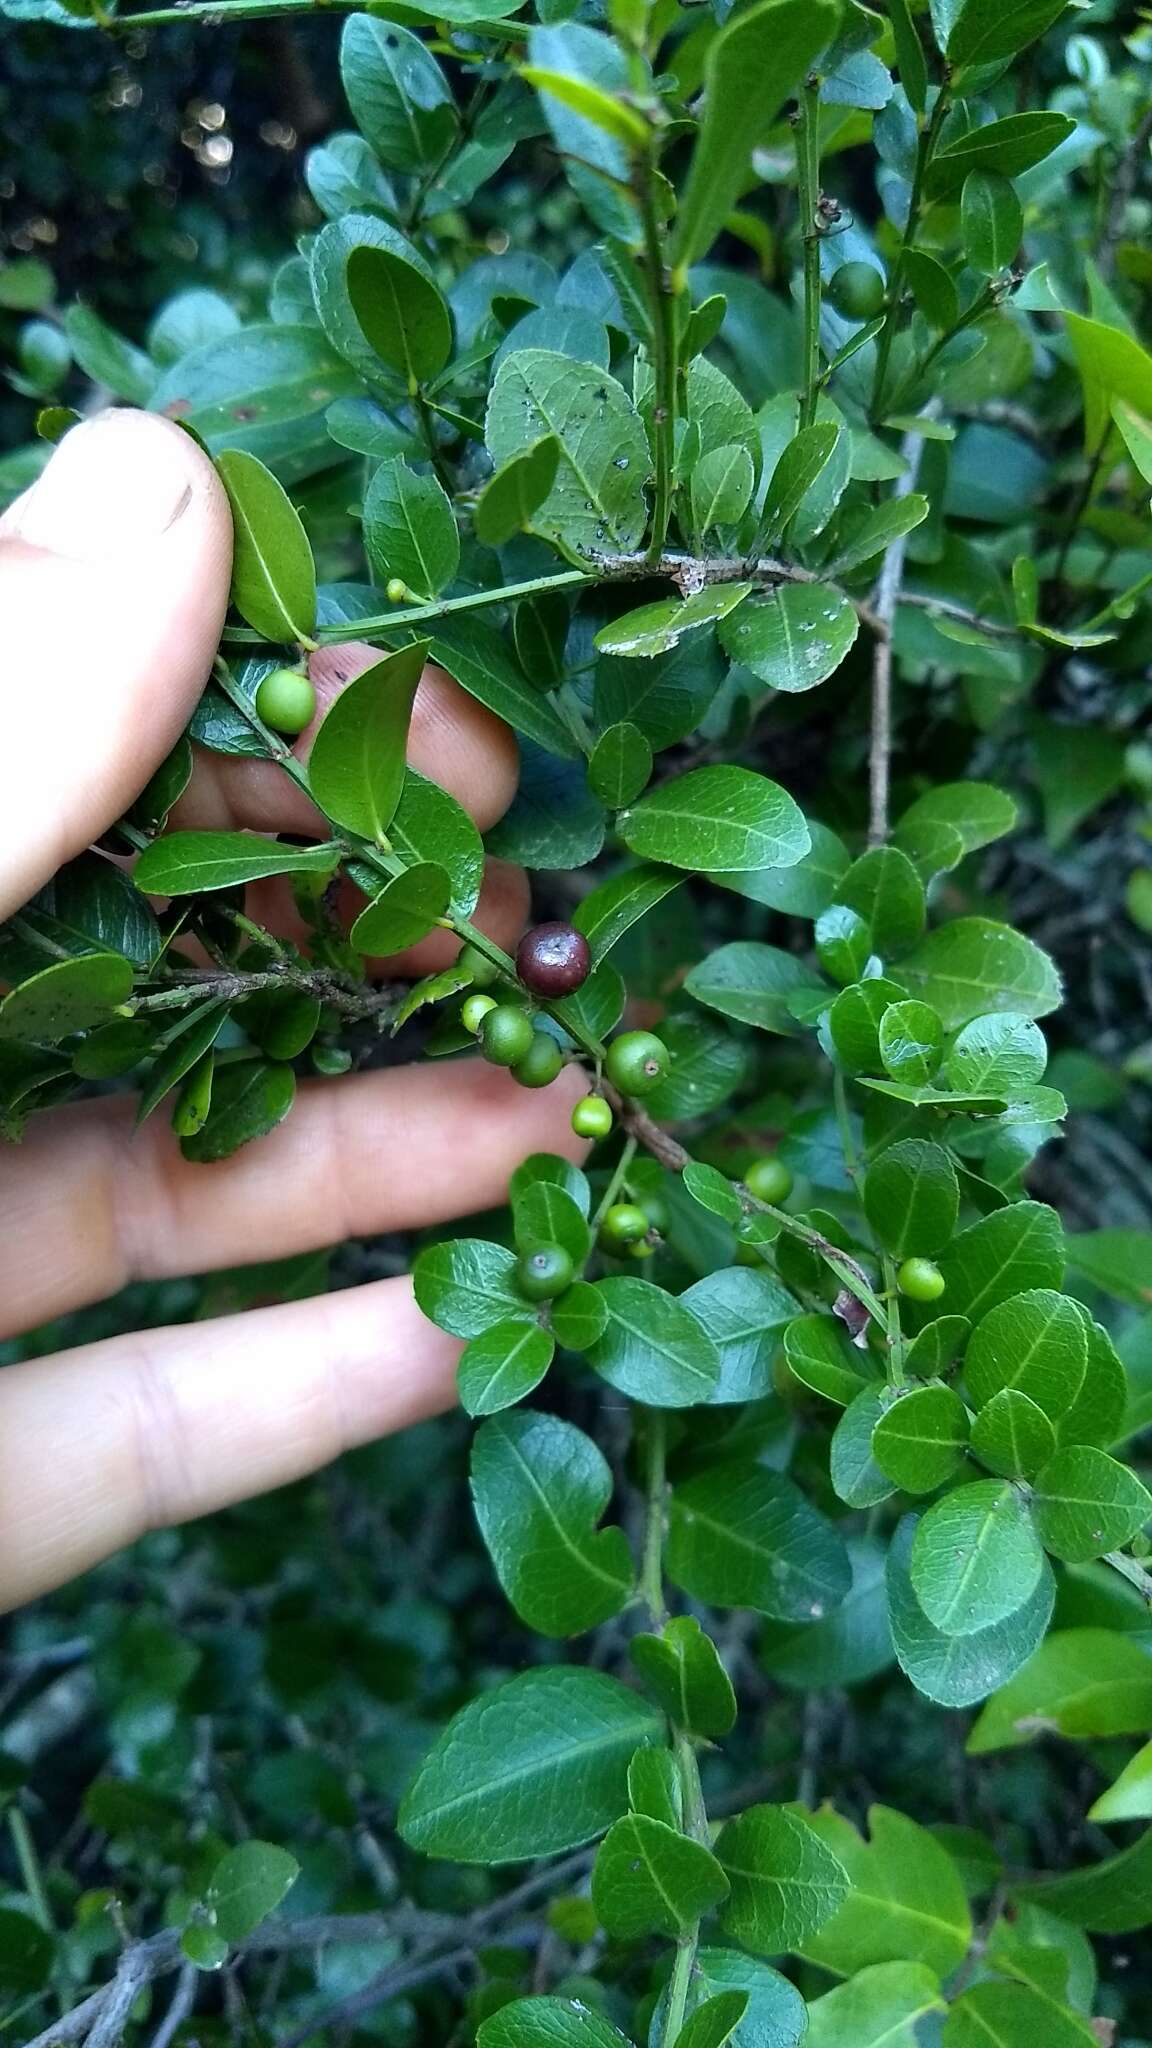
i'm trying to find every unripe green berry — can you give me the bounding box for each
[604,1029,670,1098]
[626,1238,656,1260]
[514,1030,565,1089]
[745,1157,794,1205]
[516,1243,574,1301]
[599,1201,650,1248]
[457,943,502,988]
[462,992,498,1034]
[386,577,409,603]
[480,1003,535,1068]
[897,1257,946,1303]
[312,1045,352,1075]
[572,1094,613,1140]
[827,261,886,320]
[255,666,316,736]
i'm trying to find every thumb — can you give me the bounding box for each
[0,409,233,921]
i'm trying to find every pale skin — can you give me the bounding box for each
[0,409,585,1614]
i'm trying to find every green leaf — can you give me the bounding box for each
[347,241,452,387]
[680,1266,799,1405]
[681,1163,744,1227]
[0,1906,54,1997]
[486,351,649,554]
[1089,1739,1152,1824]
[629,1746,682,1830]
[418,618,580,760]
[136,1003,228,1126]
[715,1804,850,1954]
[0,953,133,1043]
[364,459,459,600]
[514,1181,591,1266]
[801,1806,971,1978]
[685,942,822,1034]
[828,978,907,1075]
[135,832,340,896]
[963,1288,1087,1419]
[862,1140,959,1259]
[904,1317,971,1380]
[685,1951,807,2048]
[471,1411,633,1635]
[479,1997,636,2047]
[929,111,1075,192]
[877,1001,943,1085]
[339,14,457,172]
[207,1842,299,1942]
[718,584,859,693]
[758,423,842,542]
[832,1388,898,1509]
[805,1962,946,2048]
[1065,312,1152,452]
[961,170,1023,276]
[1015,1828,1152,1935]
[692,444,756,533]
[970,1389,1057,1481]
[887,1515,1055,1709]
[829,494,929,576]
[816,905,873,986]
[527,25,638,239]
[308,643,428,841]
[910,1479,1045,1636]
[784,1314,871,1408]
[511,1152,590,1216]
[592,1812,729,1938]
[573,864,681,961]
[1065,1229,1152,1308]
[349,862,451,954]
[1032,1447,1152,1563]
[872,1385,970,1494]
[414,1239,532,1339]
[179,1059,295,1163]
[899,918,1061,1031]
[673,1993,750,2048]
[390,770,484,919]
[937,1201,1065,1321]
[586,1278,720,1406]
[967,1628,1152,1754]
[398,1666,663,1863]
[475,437,561,546]
[838,848,926,959]
[595,585,754,661]
[708,819,849,919]
[946,1012,1047,1096]
[631,1617,736,1738]
[670,0,840,272]
[216,448,317,645]
[894,782,1017,857]
[943,1982,1096,2048]
[587,724,653,809]
[947,0,1074,74]
[521,66,649,149]
[668,1463,851,1621]
[618,767,809,874]
[458,1321,555,1418]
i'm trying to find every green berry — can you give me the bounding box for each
[745,1157,794,1205]
[572,1094,613,1140]
[312,1045,352,1075]
[626,1239,656,1260]
[599,1202,650,1248]
[897,1257,946,1303]
[516,1243,574,1301]
[480,1003,535,1068]
[514,1030,565,1089]
[386,577,409,603]
[255,666,317,736]
[827,261,886,320]
[458,943,502,988]
[604,1029,670,1098]
[462,992,498,1034]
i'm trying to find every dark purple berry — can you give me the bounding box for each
[516,921,592,998]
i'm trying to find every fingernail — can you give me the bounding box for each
[12,412,197,561]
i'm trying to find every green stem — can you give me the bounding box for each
[591,1134,639,1236]
[1083,563,1152,630]
[415,387,455,494]
[870,87,951,422]
[663,1930,699,2044]
[108,0,352,26]
[638,163,679,566]
[833,1068,858,1181]
[7,1810,52,1933]
[220,570,592,648]
[639,1405,667,1629]
[796,76,823,431]
[882,1256,906,1384]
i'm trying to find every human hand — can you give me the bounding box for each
[0,410,583,1614]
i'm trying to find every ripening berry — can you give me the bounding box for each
[745,1157,794,1205]
[599,1202,650,1248]
[516,1244,574,1300]
[514,1030,565,1089]
[827,261,886,320]
[604,1030,670,1097]
[479,1003,535,1068]
[255,667,316,735]
[572,1095,613,1140]
[516,921,592,997]
[462,992,498,1035]
[897,1257,946,1303]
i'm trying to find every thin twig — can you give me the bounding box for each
[1100,106,1152,279]
[131,965,401,1025]
[147,1965,197,2048]
[868,420,931,846]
